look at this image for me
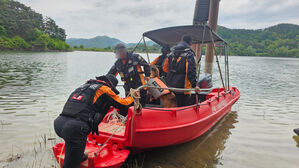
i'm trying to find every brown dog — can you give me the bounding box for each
[148,65,177,108]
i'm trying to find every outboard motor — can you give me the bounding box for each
[197,73,212,89]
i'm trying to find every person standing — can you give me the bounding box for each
[108,43,150,107]
[163,35,200,107]
[150,46,171,78]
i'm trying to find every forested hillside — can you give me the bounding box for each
[0,0,70,51]
[217,24,299,57]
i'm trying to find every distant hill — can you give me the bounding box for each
[66,36,124,48]
[67,35,156,49]
[217,23,299,57]
[67,23,299,57]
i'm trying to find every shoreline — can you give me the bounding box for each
[72,50,299,58]
[0,50,297,58]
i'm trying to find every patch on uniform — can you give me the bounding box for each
[128,66,134,73]
[89,84,99,90]
[72,94,83,101]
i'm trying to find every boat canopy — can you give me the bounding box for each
[143,25,226,47]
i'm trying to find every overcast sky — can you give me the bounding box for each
[19,0,299,43]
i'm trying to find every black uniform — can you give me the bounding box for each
[108,52,150,106]
[54,79,133,168]
[165,41,197,107]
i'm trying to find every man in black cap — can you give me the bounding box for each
[54,74,135,168]
[294,128,299,136]
[150,46,171,78]
[163,35,200,107]
[108,43,150,107]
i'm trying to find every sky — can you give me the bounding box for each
[19,0,299,43]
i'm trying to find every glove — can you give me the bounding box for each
[91,113,103,136]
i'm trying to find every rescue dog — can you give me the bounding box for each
[148,65,177,108]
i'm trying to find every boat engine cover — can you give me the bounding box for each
[197,73,212,89]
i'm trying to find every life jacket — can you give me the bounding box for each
[148,77,170,99]
[115,53,144,91]
[60,80,106,122]
[166,51,190,89]
[155,55,168,77]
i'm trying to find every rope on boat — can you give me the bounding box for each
[94,88,141,156]
[93,111,126,157]
[94,123,123,158]
[128,88,142,145]
[105,110,127,124]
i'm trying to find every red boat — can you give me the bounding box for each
[53,87,240,167]
[53,25,240,167]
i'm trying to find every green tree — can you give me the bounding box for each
[44,17,66,41]
[25,28,43,41]
[0,25,7,36]
[0,0,43,37]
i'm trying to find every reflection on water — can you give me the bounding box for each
[0,51,299,167]
[138,111,238,168]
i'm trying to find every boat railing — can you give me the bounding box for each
[118,84,211,94]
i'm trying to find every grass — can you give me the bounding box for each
[1,134,59,168]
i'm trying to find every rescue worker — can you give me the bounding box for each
[163,35,200,107]
[294,128,299,136]
[150,46,171,78]
[108,43,150,107]
[54,74,136,168]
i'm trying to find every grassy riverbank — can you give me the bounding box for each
[0,27,71,51]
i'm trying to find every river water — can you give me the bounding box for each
[0,51,298,168]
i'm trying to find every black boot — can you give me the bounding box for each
[294,128,299,136]
[81,153,88,162]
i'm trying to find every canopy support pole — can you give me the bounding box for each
[204,0,220,76]
[208,29,225,90]
[131,37,143,53]
[224,44,227,91]
[143,36,151,64]
[225,44,230,90]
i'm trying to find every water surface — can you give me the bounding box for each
[0,51,298,167]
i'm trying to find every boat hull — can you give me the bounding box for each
[129,87,240,149]
[90,87,240,150]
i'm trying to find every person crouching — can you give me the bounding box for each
[54,74,135,168]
